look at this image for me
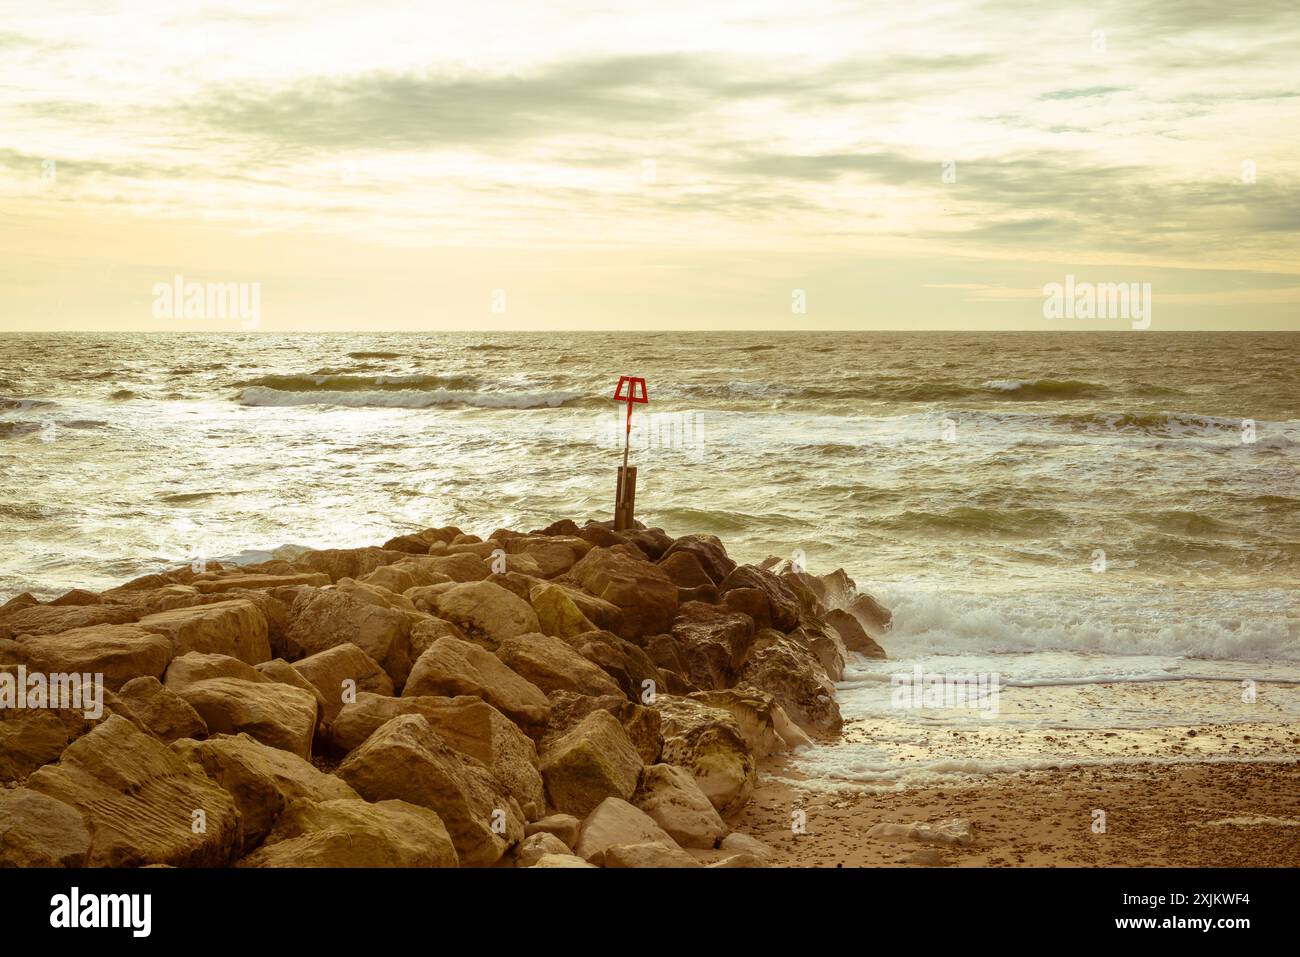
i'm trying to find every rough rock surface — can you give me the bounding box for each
[338,714,524,866]
[572,797,681,866]
[539,710,644,818]
[117,675,208,742]
[175,677,318,758]
[655,695,757,815]
[136,599,271,665]
[494,632,624,698]
[632,763,727,849]
[239,798,458,868]
[403,637,550,735]
[25,715,240,867]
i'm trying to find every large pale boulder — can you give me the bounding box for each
[567,546,678,641]
[516,831,570,867]
[290,642,393,723]
[431,580,540,648]
[655,695,756,815]
[0,603,138,640]
[737,631,842,734]
[542,691,663,765]
[283,587,412,688]
[573,797,681,866]
[174,732,359,849]
[529,582,596,638]
[191,572,329,594]
[632,763,727,849]
[117,675,208,742]
[403,637,550,736]
[525,813,582,848]
[605,841,701,868]
[175,677,318,758]
[136,598,271,665]
[494,633,623,698]
[338,714,524,866]
[530,853,596,868]
[17,624,172,691]
[328,692,545,820]
[539,710,643,818]
[293,546,410,583]
[163,651,264,692]
[25,714,239,867]
[0,788,91,866]
[238,798,458,868]
[506,539,579,578]
[689,688,812,756]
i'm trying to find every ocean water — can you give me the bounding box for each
[3,330,1298,781]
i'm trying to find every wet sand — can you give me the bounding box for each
[727,758,1300,867]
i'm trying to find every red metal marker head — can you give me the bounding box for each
[613,376,649,405]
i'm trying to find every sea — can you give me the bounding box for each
[2,330,1297,787]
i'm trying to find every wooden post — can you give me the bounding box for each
[611,376,648,531]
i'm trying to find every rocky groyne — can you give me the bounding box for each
[0,519,889,868]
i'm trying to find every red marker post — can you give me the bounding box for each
[612,376,648,531]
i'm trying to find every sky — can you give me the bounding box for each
[2,0,1298,331]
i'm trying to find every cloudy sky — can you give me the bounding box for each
[2,0,1298,330]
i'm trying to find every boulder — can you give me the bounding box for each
[720,831,777,860]
[164,651,264,692]
[825,608,886,658]
[293,546,410,583]
[338,714,524,866]
[25,714,239,867]
[117,676,208,743]
[605,841,701,868]
[794,617,849,679]
[175,677,318,758]
[659,550,713,589]
[494,633,624,698]
[421,552,494,583]
[688,688,812,756]
[328,692,545,820]
[174,733,359,849]
[632,763,727,849]
[737,631,842,734]
[525,813,582,849]
[403,637,550,736]
[505,539,579,578]
[283,587,412,688]
[529,853,596,868]
[660,534,735,586]
[622,527,674,561]
[573,797,681,866]
[49,588,102,606]
[238,798,458,868]
[669,602,756,690]
[290,642,393,723]
[408,616,466,658]
[542,691,663,765]
[718,565,801,632]
[528,582,596,638]
[431,580,540,648]
[561,629,664,701]
[0,603,138,640]
[655,695,756,815]
[17,624,172,690]
[0,788,91,866]
[136,599,271,665]
[567,546,678,641]
[254,658,329,717]
[0,694,101,783]
[538,710,644,818]
[191,573,329,594]
[516,831,570,867]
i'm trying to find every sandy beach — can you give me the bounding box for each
[732,758,1300,868]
